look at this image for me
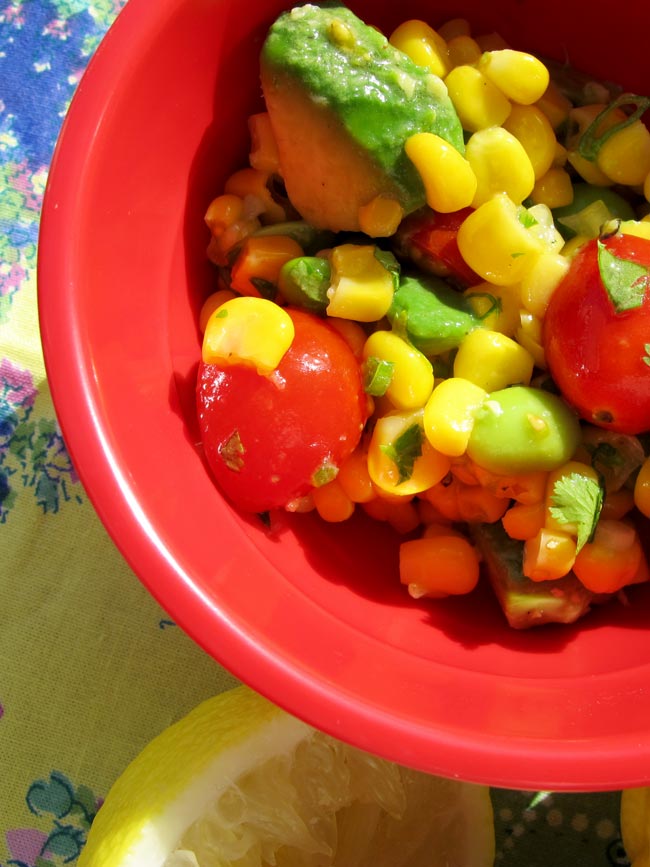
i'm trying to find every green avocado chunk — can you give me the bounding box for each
[387,274,481,356]
[260,2,464,232]
[470,522,602,629]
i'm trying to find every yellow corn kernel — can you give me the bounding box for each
[519,250,570,317]
[456,193,544,286]
[530,167,574,209]
[466,127,535,207]
[202,296,294,374]
[515,310,546,368]
[561,235,589,259]
[405,132,477,213]
[230,234,304,298]
[357,196,404,238]
[421,476,464,522]
[363,330,434,411]
[248,112,280,175]
[464,283,521,337]
[525,203,565,252]
[446,34,482,67]
[337,448,375,503]
[478,49,550,105]
[326,244,395,322]
[437,17,471,41]
[597,121,650,186]
[544,460,601,536]
[326,317,367,359]
[502,500,546,540]
[453,329,535,392]
[423,377,487,457]
[536,79,573,130]
[312,479,355,523]
[389,19,450,78]
[573,520,644,594]
[367,409,451,497]
[423,520,463,539]
[567,150,614,187]
[224,167,286,223]
[502,104,556,180]
[634,456,650,518]
[523,528,577,582]
[471,464,548,504]
[400,534,480,598]
[475,32,509,51]
[199,288,237,333]
[204,193,244,233]
[553,141,569,167]
[444,65,512,132]
[620,219,650,240]
[645,171,650,203]
[565,103,625,187]
[384,499,422,534]
[456,483,509,524]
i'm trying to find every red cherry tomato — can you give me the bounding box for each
[395,207,480,287]
[544,232,650,435]
[197,307,368,512]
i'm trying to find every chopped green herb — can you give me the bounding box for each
[511,251,525,259]
[644,343,650,367]
[578,93,650,161]
[597,239,650,311]
[215,308,228,318]
[466,291,502,321]
[549,471,605,553]
[363,356,395,396]
[220,430,245,472]
[380,422,423,484]
[312,461,339,487]
[518,209,538,229]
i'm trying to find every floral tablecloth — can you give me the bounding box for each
[0,2,632,864]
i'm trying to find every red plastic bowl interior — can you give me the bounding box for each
[38,0,650,790]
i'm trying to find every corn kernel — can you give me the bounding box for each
[479,49,550,105]
[553,141,569,167]
[475,32,509,51]
[515,311,546,368]
[457,193,544,286]
[619,219,650,241]
[326,317,367,359]
[453,328,535,393]
[634,456,650,518]
[205,194,244,233]
[503,104,556,180]
[405,132,477,213]
[225,167,286,223]
[326,244,395,321]
[447,34,482,67]
[444,65,512,132]
[337,448,375,503]
[230,235,304,297]
[389,20,450,78]
[466,127,535,207]
[199,288,237,333]
[357,195,404,237]
[367,409,451,496]
[456,484,509,524]
[519,250,570,317]
[536,80,572,130]
[248,112,280,175]
[423,377,487,457]
[597,121,650,186]
[573,520,644,593]
[437,17,471,41]
[363,330,434,410]
[523,528,577,582]
[502,500,546,540]
[400,535,480,598]
[202,296,294,374]
[530,167,574,209]
[464,283,521,337]
[312,479,355,523]
[645,172,650,203]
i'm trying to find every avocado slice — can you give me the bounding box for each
[260,2,464,233]
[470,522,605,629]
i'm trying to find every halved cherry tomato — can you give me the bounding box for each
[393,206,480,287]
[544,232,650,435]
[197,308,368,512]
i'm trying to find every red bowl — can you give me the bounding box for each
[38,0,650,790]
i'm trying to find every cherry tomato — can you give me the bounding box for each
[394,207,480,287]
[197,307,368,512]
[544,232,650,435]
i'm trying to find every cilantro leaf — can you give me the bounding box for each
[380,423,423,484]
[548,472,605,553]
[518,209,538,229]
[312,461,339,487]
[597,239,650,312]
[362,356,395,396]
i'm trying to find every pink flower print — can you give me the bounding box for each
[5,828,49,865]
[8,161,42,212]
[42,17,70,40]
[0,357,37,412]
[0,261,27,298]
